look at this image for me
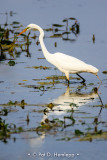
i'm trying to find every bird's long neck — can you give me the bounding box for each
[36,25,50,59]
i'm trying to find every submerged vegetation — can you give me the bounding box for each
[0,13,80,61]
[0,12,107,145]
[0,86,107,142]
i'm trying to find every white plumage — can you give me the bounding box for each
[17,24,101,83]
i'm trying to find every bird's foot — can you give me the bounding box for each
[80,79,86,84]
[76,73,86,84]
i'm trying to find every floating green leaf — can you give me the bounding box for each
[70,103,78,107]
[12,21,20,25]
[50,34,62,38]
[8,60,15,66]
[75,129,84,135]
[69,17,76,20]
[53,24,64,27]
[26,66,51,70]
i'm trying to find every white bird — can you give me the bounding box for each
[17,24,101,83]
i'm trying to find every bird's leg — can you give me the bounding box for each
[76,73,86,83]
[96,75,102,84]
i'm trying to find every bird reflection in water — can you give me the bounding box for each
[28,85,103,150]
[42,86,99,121]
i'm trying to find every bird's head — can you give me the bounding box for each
[17,24,38,36]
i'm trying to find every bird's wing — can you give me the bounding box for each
[53,52,88,73]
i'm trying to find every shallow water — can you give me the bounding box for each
[0,0,107,160]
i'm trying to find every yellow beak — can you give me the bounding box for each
[17,28,27,36]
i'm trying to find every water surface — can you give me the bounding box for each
[0,0,107,160]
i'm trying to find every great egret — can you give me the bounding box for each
[17,24,101,83]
